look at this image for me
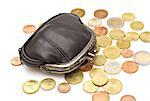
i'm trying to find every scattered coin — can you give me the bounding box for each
[92,91,110,101]
[107,17,124,29]
[71,8,85,17]
[109,29,125,40]
[89,68,108,86]
[122,61,139,74]
[140,31,150,43]
[94,9,108,19]
[22,80,40,94]
[40,78,56,91]
[65,69,83,85]
[116,39,131,49]
[103,46,121,59]
[104,61,122,75]
[79,62,93,72]
[94,26,108,36]
[11,57,22,66]
[93,55,107,66]
[134,51,150,66]
[121,49,134,58]
[122,12,135,22]
[83,80,99,93]
[88,18,102,27]
[125,32,139,41]
[121,95,136,101]
[97,36,112,47]
[23,25,36,34]
[57,82,71,93]
[130,21,144,31]
[103,78,122,95]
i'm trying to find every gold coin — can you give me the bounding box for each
[122,12,135,22]
[11,57,22,66]
[130,21,144,31]
[140,31,150,43]
[93,55,107,66]
[109,29,125,40]
[116,39,131,49]
[89,68,108,86]
[92,91,110,101]
[88,18,102,27]
[125,32,139,41]
[65,69,83,84]
[83,80,99,93]
[57,82,71,93]
[71,8,85,17]
[23,25,36,34]
[97,36,112,47]
[121,95,136,101]
[22,80,40,94]
[40,78,56,91]
[94,26,108,36]
[103,46,121,59]
[94,9,108,19]
[103,78,122,95]
[107,17,124,29]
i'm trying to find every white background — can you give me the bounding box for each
[0,0,150,101]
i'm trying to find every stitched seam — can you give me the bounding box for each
[41,35,69,61]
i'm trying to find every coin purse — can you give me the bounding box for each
[19,13,96,74]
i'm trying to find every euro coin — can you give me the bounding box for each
[104,61,122,75]
[23,25,36,34]
[121,95,136,101]
[71,8,85,17]
[103,78,122,95]
[65,69,83,84]
[22,80,40,94]
[134,51,150,66]
[92,91,110,101]
[109,29,125,40]
[11,57,22,66]
[125,32,139,41]
[103,46,121,59]
[121,49,134,58]
[140,31,150,43]
[57,82,71,93]
[83,80,99,93]
[130,21,144,31]
[94,9,108,19]
[122,61,139,74]
[88,18,102,27]
[116,39,131,49]
[79,62,93,72]
[107,17,124,29]
[40,78,56,91]
[122,12,135,22]
[93,55,107,66]
[94,26,108,36]
[89,68,108,86]
[97,36,112,47]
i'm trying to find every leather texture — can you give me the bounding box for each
[19,13,94,68]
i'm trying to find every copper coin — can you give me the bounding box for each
[79,62,93,72]
[11,57,22,66]
[121,95,136,101]
[57,82,71,93]
[121,49,134,58]
[94,26,108,36]
[92,91,110,101]
[71,8,85,17]
[122,61,139,74]
[94,9,108,19]
[23,25,36,34]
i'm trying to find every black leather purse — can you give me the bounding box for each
[19,13,96,74]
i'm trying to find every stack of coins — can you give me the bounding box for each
[11,8,150,101]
